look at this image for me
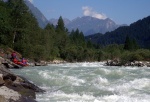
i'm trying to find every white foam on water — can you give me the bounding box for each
[80,62,105,67]
[37,90,150,102]
[66,76,86,86]
[124,66,139,70]
[11,62,149,102]
[38,70,59,80]
[107,78,150,96]
[39,71,50,79]
[107,69,124,77]
[37,91,97,102]
[92,76,109,86]
[96,67,124,77]
[99,68,111,74]
[100,94,150,102]
[49,62,105,68]
[38,69,86,87]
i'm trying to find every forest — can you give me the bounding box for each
[0,0,150,63]
[86,16,150,49]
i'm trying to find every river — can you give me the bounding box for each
[11,62,150,102]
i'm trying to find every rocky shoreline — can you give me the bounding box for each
[0,57,45,102]
[106,59,150,67]
[1,54,149,102]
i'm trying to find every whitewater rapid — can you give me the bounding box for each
[11,62,150,102]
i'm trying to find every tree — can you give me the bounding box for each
[55,16,69,58]
[7,0,29,44]
[45,23,55,33]
[124,35,139,51]
[56,16,65,32]
[124,35,131,50]
[0,1,12,46]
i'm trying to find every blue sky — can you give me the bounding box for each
[29,0,150,25]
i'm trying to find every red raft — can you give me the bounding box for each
[13,58,28,67]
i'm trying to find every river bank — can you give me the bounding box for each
[0,49,149,102]
[105,59,150,67]
[0,57,45,102]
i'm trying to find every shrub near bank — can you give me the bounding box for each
[120,49,150,64]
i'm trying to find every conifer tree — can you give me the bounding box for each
[56,16,65,33]
[55,16,69,58]
[124,35,132,50]
[0,1,12,46]
[124,35,139,51]
[7,0,29,43]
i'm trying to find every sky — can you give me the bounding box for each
[29,0,150,25]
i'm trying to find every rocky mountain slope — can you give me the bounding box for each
[49,16,121,36]
[86,16,150,48]
[24,0,122,35]
[24,0,49,28]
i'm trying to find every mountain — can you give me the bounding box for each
[49,16,120,36]
[49,18,71,26]
[66,16,120,36]
[24,0,49,28]
[85,16,150,48]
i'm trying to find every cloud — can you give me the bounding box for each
[82,6,107,20]
[28,0,33,3]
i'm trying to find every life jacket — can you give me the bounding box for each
[11,52,16,59]
[13,58,24,66]
[13,58,18,64]
[22,59,27,65]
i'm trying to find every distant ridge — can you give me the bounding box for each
[49,16,121,36]
[85,16,150,48]
[24,0,123,34]
[24,0,49,28]
[49,18,71,26]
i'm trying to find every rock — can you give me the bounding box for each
[0,64,44,102]
[17,76,45,93]
[48,59,67,64]
[0,64,14,76]
[105,60,150,67]
[0,74,4,86]
[106,59,120,66]
[3,74,17,81]
[0,86,21,102]
[0,56,23,69]
[35,61,47,66]
[0,95,6,102]
[7,84,36,99]
[0,85,37,102]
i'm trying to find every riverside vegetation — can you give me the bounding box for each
[0,0,150,64]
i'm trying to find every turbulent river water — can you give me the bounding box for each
[11,62,150,102]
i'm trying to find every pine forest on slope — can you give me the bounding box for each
[86,16,150,49]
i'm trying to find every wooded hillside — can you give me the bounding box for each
[86,16,150,48]
[0,0,150,63]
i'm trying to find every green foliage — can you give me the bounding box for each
[103,44,122,60]
[0,1,12,46]
[56,16,65,32]
[0,0,149,62]
[86,16,150,49]
[124,35,139,51]
[120,49,150,64]
[69,29,86,47]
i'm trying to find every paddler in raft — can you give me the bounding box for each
[11,52,28,66]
